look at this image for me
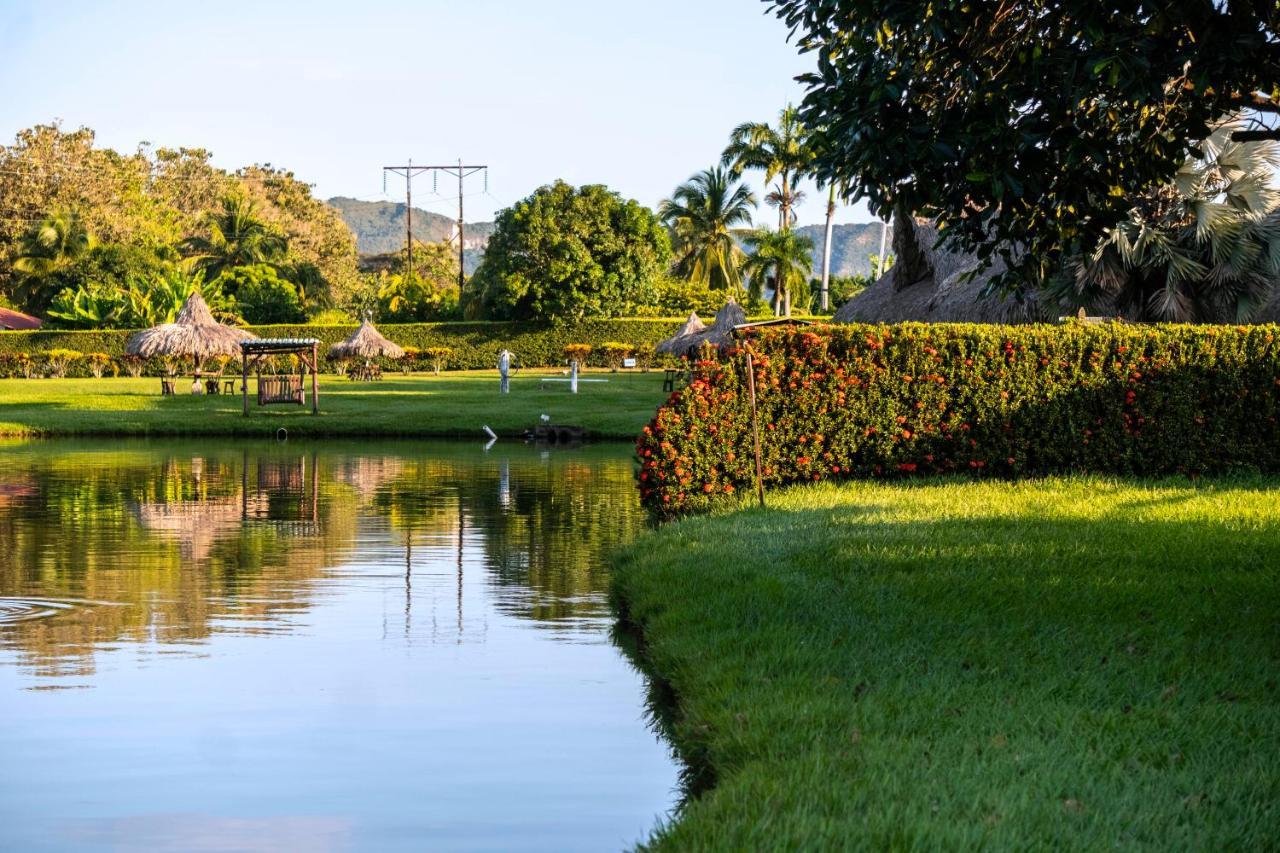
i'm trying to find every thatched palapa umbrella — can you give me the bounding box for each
[662,299,748,357]
[656,311,707,355]
[695,299,748,350]
[126,292,256,370]
[329,318,406,361]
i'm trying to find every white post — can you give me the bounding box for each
[570,359,579,394]
[497,349,512,394]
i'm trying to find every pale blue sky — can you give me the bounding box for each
[0,0,877,227]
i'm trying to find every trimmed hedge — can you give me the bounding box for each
[637,322,1280,513]
[0,319,685,376]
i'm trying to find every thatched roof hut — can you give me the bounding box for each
[661,300,748,357]
[329,319,405,360]
[656,311,707,355]
[126,293,256,366]
[833,216,1043,324]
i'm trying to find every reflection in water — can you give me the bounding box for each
[0,439,674,852]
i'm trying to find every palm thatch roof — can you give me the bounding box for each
[656,311,708,355]
[125,293,256,361]
[329,319,405,360]
[833,216,1043,324]
[660,300,748,356]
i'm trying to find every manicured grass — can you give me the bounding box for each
[0,370,669,439]
[613,477,1280,849]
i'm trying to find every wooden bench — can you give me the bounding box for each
[662,368,687,393]
[258,375,304,405]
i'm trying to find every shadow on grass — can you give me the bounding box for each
[612,481,1280,846]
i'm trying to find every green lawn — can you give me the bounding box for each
[612,477,1280,850]
[0,370,668,439]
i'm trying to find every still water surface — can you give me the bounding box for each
[0,439,675,852]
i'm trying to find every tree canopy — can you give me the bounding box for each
[0,123,361,322]
[471,181,671,323]
[770,0,1280,290]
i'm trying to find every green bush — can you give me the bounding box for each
[637,323,1280,513]
[0,319,686,375]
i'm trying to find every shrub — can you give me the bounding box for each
[633,342,656,372]
[44,349,82,378]
[423,346,453,376]
[84,352,113,378]
[119,354,146,378]
[563,343,593,365]
[637,323,1280,514]
[0,352,30,378]
[599,341,634,372]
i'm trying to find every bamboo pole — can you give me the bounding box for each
[745,350,766,509]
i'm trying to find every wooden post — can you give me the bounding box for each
[745,350,766,509]
[311,342,319,414]
[241,351,249,416]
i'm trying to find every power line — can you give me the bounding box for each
[382,159,487,289]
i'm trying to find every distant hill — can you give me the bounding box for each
[330,196,889,280]
[794,222,892,279]
[327,197,494,273]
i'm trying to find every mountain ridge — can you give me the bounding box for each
[327,196,890,279]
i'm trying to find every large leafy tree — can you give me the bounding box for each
[1051,120,1280,322]
[472,181,672,323]
[770,0,1280,291]
[659,167,757,293]
[743,227,814,316]
[182,195,287,281]
[722,105,813,231]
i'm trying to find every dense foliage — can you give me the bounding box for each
[471,181,672,323]
[0,123,360,319]
[1051,120,1280,322]
[637,323,1280,512]
[770,0,1280,291]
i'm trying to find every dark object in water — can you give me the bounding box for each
[527,424,585,444]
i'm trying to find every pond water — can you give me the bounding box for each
[0,439,676,852]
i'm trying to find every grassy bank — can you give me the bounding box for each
[613,478,1280,849]
[0,370,668,439]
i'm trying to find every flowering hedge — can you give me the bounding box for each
[636,323,1280,513]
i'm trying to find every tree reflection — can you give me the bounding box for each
[0,440,644,677]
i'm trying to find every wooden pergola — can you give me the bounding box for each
[239,339,321,416]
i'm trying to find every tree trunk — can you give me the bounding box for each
[891,200,929,290]
[820,185,836,311]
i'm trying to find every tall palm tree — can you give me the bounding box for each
[722,105,813,233]
[743,228,814,317]
[1052,117,1280,322]
[181,194,287,281]
[659,167,757,293]
[12,207,94,313]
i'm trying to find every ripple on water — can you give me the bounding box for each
[0,597,106,625]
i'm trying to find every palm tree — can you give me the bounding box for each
[181,194,287,281]
[659,167,757,293]
[1052,118,1280,322]
[722,105,813,232]
[743,228,814,317]
[12,207,94,312]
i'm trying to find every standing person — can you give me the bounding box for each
[497,349,514,394]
